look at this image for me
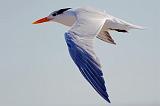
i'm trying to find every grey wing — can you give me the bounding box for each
[104,14,144,31]
[97,31,116,44]
[96,15,144,44]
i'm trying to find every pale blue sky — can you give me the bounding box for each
[0,0,159,106]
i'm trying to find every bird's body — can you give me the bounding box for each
[50,7,143,44]
[33,6,143,103]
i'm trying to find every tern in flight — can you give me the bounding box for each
[32,7,143,103]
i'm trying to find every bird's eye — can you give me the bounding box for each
[52,13,57,16]
[52,11,58,16]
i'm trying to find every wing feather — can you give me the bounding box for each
[65,32,110,103]
[97,31,116,44]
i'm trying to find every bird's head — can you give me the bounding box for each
[32,8,72,24]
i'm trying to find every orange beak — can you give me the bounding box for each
[32,17,50,24]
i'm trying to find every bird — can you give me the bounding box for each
[32,6,143,103]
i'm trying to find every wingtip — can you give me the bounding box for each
[110,41,116,45]
[130,25,146,30]
[113,42,116,45]
[106,98,111,103]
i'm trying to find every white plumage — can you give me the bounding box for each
[33,6,143,103]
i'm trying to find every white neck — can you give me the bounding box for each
[53,10,76,26]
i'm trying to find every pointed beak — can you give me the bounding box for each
[32,17,50,24]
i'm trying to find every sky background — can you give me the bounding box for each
[0,0,159,106]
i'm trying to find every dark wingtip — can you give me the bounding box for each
[112,42,116,45]
[109,28,128,33]
[106,98,111,103]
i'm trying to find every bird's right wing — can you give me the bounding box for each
[96,14,144,44]
[103,14,144,32]
[97,31,116,44]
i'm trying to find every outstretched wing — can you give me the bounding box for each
[65,32,110,103]
[103,14,144,32]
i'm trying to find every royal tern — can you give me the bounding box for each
[32,7,143,103]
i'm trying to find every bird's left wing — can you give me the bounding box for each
[64,31,110,103]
